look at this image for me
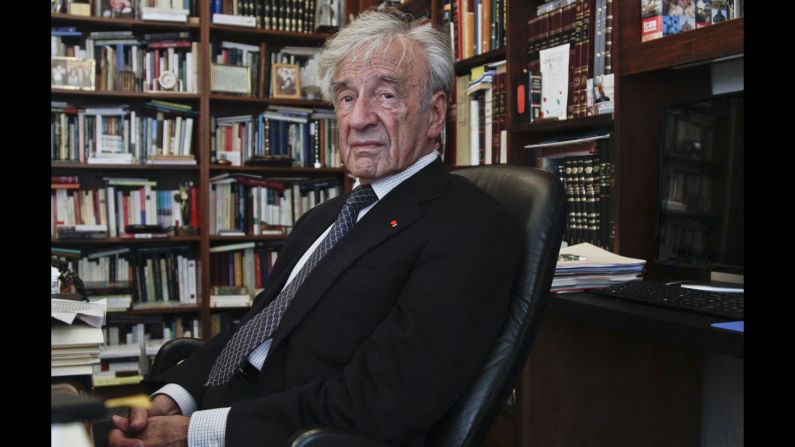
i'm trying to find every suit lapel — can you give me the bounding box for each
[269,159,450,352]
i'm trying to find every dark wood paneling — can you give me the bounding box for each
[614,66,711,259]
[519,314,703,446]
[617,0,743,76]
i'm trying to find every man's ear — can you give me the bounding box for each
[427,90,448,140]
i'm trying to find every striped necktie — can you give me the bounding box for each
[206,184,378,387]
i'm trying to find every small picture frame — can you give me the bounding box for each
[272,63,301,99]
[211,63,252,95]
[101,0,134,18]
[52,57,96,91]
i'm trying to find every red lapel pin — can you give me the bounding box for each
[389,219,398,228]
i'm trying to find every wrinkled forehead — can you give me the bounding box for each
[336,39,426,82]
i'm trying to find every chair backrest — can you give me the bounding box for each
[426,165,566,447]
[149,337,206,378]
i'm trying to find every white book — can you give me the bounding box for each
[191,42,199,93]
[187,259,197,304]
[221,41,260,52]
[182,116,194,155]
[174,116,183,156]
[52,324,104,348]
[185,52,193,92]
[51,364,94,377]
[213,13,256,27]
[469,98,479,166]
[107,187,117,237]
[209,242,257,253]
[499,130,507,165]
[142,7,188,22]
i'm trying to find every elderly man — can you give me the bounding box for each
[109,8,520,447]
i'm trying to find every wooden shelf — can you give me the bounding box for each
[512,114,614,135]
[209,94,330,107]
[51,162,200,170]
[620,18,744,76]
[209,235,288,242]
[454,48,507,75]
[51,89,201,101]
[51,13,201,30]
[52,236,202,244]
[126,305,202,315]
[209,165,345,175]
[209,24,330,43]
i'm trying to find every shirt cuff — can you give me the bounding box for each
[152,384,198,416]
[188,407,231,447]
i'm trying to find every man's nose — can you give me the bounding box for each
[349,96,378,130]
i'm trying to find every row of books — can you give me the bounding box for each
[58,245,200,306]
[209,173,342,235]
[51,299,106,377]
[52,102,197,165]
[526,0,614,121]
[53,0,197,21]
[527,133,615,250]
[210,106,340,168]
[95,314,202,386]
[210,0,342,33]
[452,61,509,166]
[209,241,283,303]
[442,0,507,61]
[52,29,200,93]
[51,178,199,239]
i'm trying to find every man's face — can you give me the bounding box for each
[332,40,446,184]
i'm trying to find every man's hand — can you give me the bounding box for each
[108,394,184,446]
[108,415,189,447]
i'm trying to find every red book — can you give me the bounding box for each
[190,185,199,228]
[254,251,263,289]
[122,195,129,234]
[148,40,193,49]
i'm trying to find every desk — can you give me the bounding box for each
[484,292,743,447]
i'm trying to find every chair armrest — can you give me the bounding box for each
[288,427,390,447]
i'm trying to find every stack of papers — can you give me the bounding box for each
[552,243,646,293]
[51,299,106,377]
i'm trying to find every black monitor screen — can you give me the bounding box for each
[654,92,743,277]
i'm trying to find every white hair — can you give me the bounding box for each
[318,8,454,110]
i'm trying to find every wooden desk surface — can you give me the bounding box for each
[546,292,743,358]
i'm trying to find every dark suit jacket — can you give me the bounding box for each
[147,159,522,446]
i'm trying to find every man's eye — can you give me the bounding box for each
[381,92,395,99]
[340,95,353,103]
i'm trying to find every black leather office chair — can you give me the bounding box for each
[150,165,566,447]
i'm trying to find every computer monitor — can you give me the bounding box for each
[653,92,743,286]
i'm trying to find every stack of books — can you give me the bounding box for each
[51,299,107,377]
[552,243,646,293]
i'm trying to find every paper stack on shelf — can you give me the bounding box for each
[552,243,646,293]
[51,299,106,377]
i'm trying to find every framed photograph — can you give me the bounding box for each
[52,57,96,91]
[100,0,134,18]
[211,63,252,95]
[272,63,301,99]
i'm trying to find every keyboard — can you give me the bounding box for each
[591,280,744,320]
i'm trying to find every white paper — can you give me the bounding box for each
[557,243,646,269]
[51,299,107,328]
[539,44,570,121]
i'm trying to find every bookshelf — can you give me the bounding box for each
[424,0,744,445]
[50,0,356,388]
[51,0,743,438]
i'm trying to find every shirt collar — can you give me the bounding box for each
[352,151,440,201]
